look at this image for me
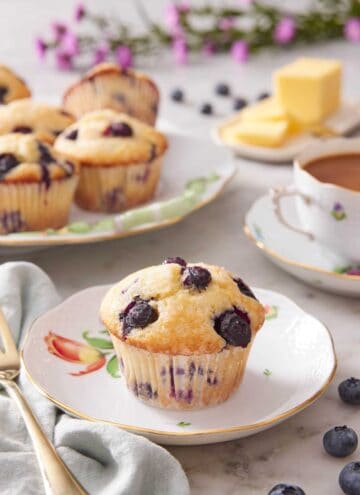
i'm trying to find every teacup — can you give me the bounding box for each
[271,138,360,263]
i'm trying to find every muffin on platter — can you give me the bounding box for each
[62,63,160,125]
[0,65,31,104]
[0,99,74,143]
[100,257,265,410]
[54,109,167,213]
[0,134,79,233]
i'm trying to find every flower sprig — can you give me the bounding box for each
[35,0,360,71]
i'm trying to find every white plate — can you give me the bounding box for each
[0,132,235,254]
[245,193,360,296]
[22,285,336,446]
[213,101,360,163]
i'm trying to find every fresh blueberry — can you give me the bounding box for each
[0,85,8,103]
[120,298,158,337]
[233,97,248,111]
[214,308,251,348]
[183,266,211,291]
[199,103,213,115]
[0,153,19,178]
[339,462,360,495]
[65,129,78,140]
[103,122,133,137]
[323,426,358,458]
[233,277,257,300]
[170,88,184,102]
[215,83,230,96]
[12,125,32,134]
[257,91,270,101]
[339,378,360,405]
[163,257,187,268]
[268,484,305,495]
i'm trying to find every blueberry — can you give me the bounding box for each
[163,257,187,268]
[183,266,211,291]
[65,129,78,140]
[215,83,230,96]
[103,122,133,137]
[268,484,305,495]
[170,88,184,102]
[38,142,54,164]
[0,85,8,103]
[0,153,19,178]
[214,308,251,348]
[120,298,158,337]
[339,462,360,495]
[339,378,360,405]
[323,426,358,458]
[199,103,213,115]
[13,125,32,134]
[233,97,248,111]
[233,277,257,300]
[257,91,270,101]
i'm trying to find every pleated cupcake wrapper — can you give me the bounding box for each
[75,156,163,213]
[111,336,253,410]
[0,176,78,234]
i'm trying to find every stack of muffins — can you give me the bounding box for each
[0,62,167,234]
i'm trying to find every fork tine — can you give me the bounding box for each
[0,307,18,355]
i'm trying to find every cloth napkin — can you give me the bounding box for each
[0,261,190,495]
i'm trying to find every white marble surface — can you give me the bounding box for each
[1,1,360,493]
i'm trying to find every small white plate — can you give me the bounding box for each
[22,285,336,446]
[213,101,360,163]
[0,132,235,254]
[245,193,360,296]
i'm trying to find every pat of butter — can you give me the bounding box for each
[274,58,341,124]
[222,120,290,148]
[240,97,287,122]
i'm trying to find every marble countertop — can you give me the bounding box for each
[1,1,359,493]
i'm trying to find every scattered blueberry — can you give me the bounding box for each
[38,142,54,164]
[323,426,358,458]
[12,125,32,134]
[120,298,158,337]
[214,308,251,348]
[0,153,19,178]
[339,378,360,405]
[170,88,184,103]
[233,97,248,111]
[215,83,230,96]
[339,462,360,495]
[163,257,187,268]
[103,122,133,137]
[0,85,8,103]
[183,266,211,291]
[65,129,78,140]
[268,484,305,495]
[199,103,213,115]
[233,277,257,300]
[257,91,270,101]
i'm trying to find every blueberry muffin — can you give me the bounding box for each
[54,109,167,212]
[0,99,74,144]
[0,134,79,233]
[0,65,31,104]
[62,63,159,125]
[100,258,265,410]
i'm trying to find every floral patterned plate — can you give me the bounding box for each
[245,193,360,297]
[0,132,235,254]
[21,285,336,446]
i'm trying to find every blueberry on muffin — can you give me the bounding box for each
[0,134,79,233]
[54,109,167,212]
[0,65,31,104]
[100,259,265,410]
[62,63,160,125]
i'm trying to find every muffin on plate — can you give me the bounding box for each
[54,109,167,212]
[100,258,265,410]
[0,99,74,143]
[0,65,31,104]
[0,134,79,233]
[62,63,159,125]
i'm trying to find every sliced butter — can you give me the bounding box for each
[222,120,290,148]
[240,97,287,122]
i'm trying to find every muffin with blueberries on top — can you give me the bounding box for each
[0,99,74,144]
[0,134,79,234]
[54,109,167,213]
[100,257,265,410]
[0,65,31,104]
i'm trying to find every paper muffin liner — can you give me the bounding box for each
[0,176,78,234]
[75,155,163,213]
[110,335,253,410]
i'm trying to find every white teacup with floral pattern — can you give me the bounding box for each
[271,138,360,263]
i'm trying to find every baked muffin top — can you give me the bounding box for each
[0,134,79,186]
[54,109,167,166]
[0,65,31,104]
[0,99,74,143]
[100,258,265,355]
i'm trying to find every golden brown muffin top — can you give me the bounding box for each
[0,65,31,104]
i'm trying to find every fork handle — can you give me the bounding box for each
[1,379,88,495]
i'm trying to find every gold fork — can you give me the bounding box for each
[0,308,88,495]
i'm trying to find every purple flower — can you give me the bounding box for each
[345,18,360,42]
[74,3,86,22]
[35,37,47,61]
[61,31,80,56]
[347,268,360,276]
[218,17,235,31]
[55,51,73,71]
[172,37,188,65]
[51,22,68,42]
[231,40,249,63]
[333,202,343,212]
[202,41,216,56]
[165,4,182,36]
[115,45,133,69]
[274,17,296,44]
[93,43,109,65]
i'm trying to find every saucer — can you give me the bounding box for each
[244,193,360,296]
[22,285,336,446]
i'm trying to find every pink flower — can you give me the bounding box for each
[274,17,296,44]
[172,37,187,64]
[165,4,182,36]
[55,51,73,71]
[115,45,133,69]
[218,17,235,31]
[74,3,86,22]
[347,268,360,276]
[231,40,249,63]
[34,37,47,61]
[345,18,360,42]
[61,31,80,56]
[93,43,109,65]
[202,41,216,56]
[51,22,68,42]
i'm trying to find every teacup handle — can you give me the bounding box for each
[270,186,315,240]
